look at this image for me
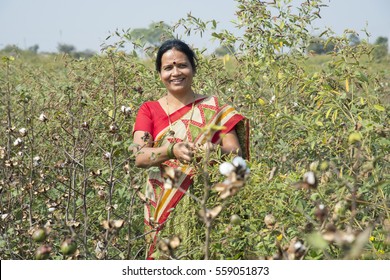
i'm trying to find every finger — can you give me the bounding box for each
[183,153,192,162]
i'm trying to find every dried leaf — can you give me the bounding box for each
[346,227,372,259]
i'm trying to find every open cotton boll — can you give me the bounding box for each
[232,156,246,169]
[303,171,316,186]
[219,162,235,176]
[19,128,27,137]
[121,105,132,116]
[38,113,48,122]
[13,138,23,146]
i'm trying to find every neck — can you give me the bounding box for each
[167,90,196,106]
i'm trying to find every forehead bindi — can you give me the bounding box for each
[162,49,188,65]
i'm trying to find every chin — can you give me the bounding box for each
[169,87,189,94]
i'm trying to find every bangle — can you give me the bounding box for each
[167,143,176,159]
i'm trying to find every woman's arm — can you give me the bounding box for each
[201,129,242,157]
[132,131,170,168]
[220,129,242,156]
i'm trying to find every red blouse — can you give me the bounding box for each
[133,97,242,141]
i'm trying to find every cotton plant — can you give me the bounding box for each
[215,156,250,199]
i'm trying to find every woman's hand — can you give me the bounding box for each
[173,142,195,163]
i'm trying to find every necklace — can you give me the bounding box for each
[166,93,196,138]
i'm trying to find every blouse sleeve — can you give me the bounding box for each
[133,103,153,135]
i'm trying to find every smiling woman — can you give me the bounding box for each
[132,39,249,259]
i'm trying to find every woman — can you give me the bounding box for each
[133,39,249,259]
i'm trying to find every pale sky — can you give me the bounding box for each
[0,0,389,53]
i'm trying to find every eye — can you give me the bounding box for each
[163,65,173,71]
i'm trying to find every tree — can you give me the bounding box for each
[1,44,21,53]
[57,43,76,54]
[348,34,360,46]
[213,44,235,57]
[307,36,335,54]
[375,36,388,46]
[372,36,388,61]
[74,49,95,59]
[130,22,174,47]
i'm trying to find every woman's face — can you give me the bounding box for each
[159,48,194,95]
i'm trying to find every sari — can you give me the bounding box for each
[134,95,249,259]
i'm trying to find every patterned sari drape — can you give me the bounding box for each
[142,96,249,259]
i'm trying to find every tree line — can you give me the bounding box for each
[1,23,389,61]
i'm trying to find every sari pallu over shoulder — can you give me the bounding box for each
[142,96,249,259]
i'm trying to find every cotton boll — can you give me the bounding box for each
[232,156,246,169]
[38,113,48,122]
[303,171,316,186]
[219,162,235,176]
[103,152,111,160]
[13,138,23,146]
[121,106,132,116]
[33,156,42,166]
[19,128,27,137]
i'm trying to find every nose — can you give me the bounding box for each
[172,65,181,75]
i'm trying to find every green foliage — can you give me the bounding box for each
[57,43,96,59]
[372,36,389,62]
[1,0,389,260]
[307,36,336,54]
[213,45,235,57]
[130,22,175,47]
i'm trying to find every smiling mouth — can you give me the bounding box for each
[170,78,185,84]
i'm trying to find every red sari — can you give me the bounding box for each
[133,96,249,259]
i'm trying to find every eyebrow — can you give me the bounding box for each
[162,61,188,67]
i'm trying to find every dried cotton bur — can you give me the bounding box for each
[158,235,182,259]
[214,156,250,199]
[264,213,276,229]
[101,219,125,231]
[162,166,184,190]
[291,170,318,190]
[198,205,223,220]
[270,237,307,260]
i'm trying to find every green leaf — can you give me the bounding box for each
[306,232,328,250]
[356,71,369,83]
[325,108,332,119]
[373,104,385,112]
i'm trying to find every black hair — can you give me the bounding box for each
[155,39,197,73]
